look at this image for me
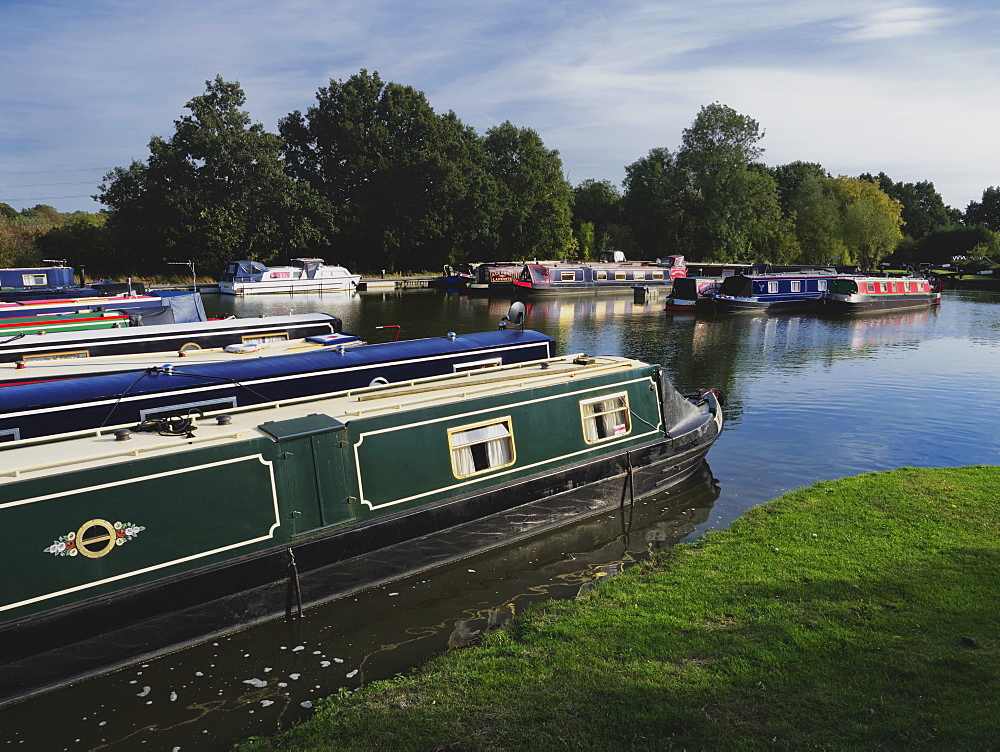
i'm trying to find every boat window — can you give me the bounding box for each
[904,281,911,292]
[242,332,290,345]
[867,282,875,293]
[596,271,607,280]
[580,392,631,444]
[21,274,47,287]
[615,272,627,280]
[453,357,502,373]
[634,271,645,280]
[560,271,576,281]
[880,282,888,293]
[790,281,801,293]
[651,272,664,280]
[0,428,21,443]
[449,418,515,478]
[139,397,238,422]
[817,280,827,291]
[767,281,779,293]
[22,350,90,363]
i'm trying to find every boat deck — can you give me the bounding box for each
[0,355,645,481]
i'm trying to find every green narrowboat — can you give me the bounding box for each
[0,354,723,704]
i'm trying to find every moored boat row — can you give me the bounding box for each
[666,269,942,315]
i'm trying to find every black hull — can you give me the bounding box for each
[711,297,817,314]
[0,416,720,707]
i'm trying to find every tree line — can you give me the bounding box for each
[2,71,1000,278]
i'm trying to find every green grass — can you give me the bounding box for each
[237,466,1000,750]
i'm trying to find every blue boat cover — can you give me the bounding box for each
[0,329,556,438]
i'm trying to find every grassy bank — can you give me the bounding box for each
[239,466,1000,750]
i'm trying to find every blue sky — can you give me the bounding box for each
[2,0,999,214]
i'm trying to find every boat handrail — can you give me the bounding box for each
[343,359,639,416]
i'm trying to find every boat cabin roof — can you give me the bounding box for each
[0,354,648,483]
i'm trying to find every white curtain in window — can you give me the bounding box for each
[451,422,512,475]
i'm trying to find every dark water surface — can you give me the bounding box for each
[3,288,998,750]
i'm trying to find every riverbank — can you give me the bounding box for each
[238,465,1000,750]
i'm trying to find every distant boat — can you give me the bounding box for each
[0,265,79,293]
[429,264,476,291]
[815,276,942,313]
[219,258,361,295]
[513,255,686,297]
[664,276,723,313]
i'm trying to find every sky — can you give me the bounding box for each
[2,0,999,215]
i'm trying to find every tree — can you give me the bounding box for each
[97,76,319,273]
[37,212,114,276]
[673,103,783,261]
[482,121,572,259]
[771,162,828,215]
[965,187,1000,233]
[861,172,951,240]
[571,179,622,258]
[830,176,904,268]
[281,70,495,271]
[911,225,1000,264]
[621,147,687,257]
[781,170,847,264]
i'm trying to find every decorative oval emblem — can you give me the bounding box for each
[45,520,145,558]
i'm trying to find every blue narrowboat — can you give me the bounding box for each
[711,269,861,313]
[0,329,556,442]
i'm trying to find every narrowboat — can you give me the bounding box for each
[0,291,170,318]
[0,352,723,703]
[0,265,78,292]
[0,309,133,337]
[0,329,556,442]
[815,276,942,313]
[0,326,362,384]
[710,269,860,313]
[468,262,540,295]
[664,276,724,312]
[513,255,686,297]
[429,263,476,291]
[0,311,342,364]
[219,258,361,295]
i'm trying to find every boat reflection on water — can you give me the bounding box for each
[0,464,719,751]
[511,295,663,325]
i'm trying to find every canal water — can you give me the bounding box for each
[3,288,999,750]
